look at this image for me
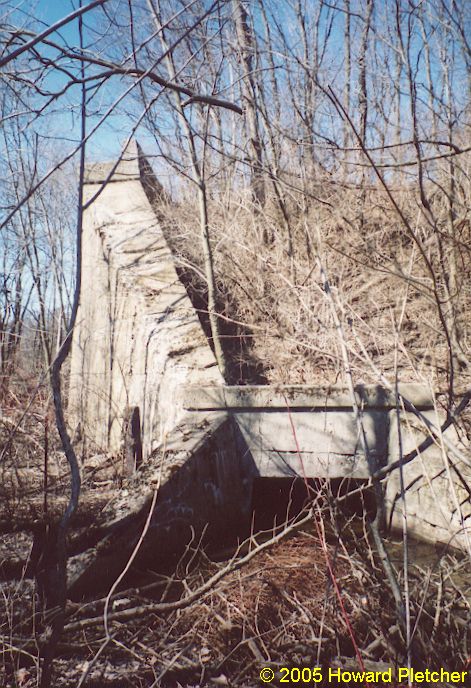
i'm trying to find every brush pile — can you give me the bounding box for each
[2,510,470,687]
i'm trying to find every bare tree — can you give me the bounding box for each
[232,0,265,209]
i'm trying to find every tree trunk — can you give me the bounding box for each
[233,0,265,209]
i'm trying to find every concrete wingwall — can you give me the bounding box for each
[68,141,223,460]
[67,413,260,596]
[68,142,471,556]
[386,405,471,551]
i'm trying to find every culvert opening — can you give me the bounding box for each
[250,477,377,532]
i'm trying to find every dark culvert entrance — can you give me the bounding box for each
[250,477,377,533]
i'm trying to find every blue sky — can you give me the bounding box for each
[5,0,469,177]
[8,1,136,161]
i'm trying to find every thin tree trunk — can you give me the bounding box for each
[232,0,265,209]
[358,0,374,145]
[343,0,351,153]
[39,9,86,685]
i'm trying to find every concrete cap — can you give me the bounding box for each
[183,384,434,410]
[84,140,141,184]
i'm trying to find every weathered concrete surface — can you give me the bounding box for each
[184,383,433,410]
[68,141,470,573]
[386,406,471,550]
[184,384,431,480]
[69,142,223,459]
[68,412,258,596]
[234,409,377,479]
[66,377,470,594]
[184,384,471,549]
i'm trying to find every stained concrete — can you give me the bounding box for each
[386,406,471,551]
[185,384,471,549]
[68,413,259,596]
[183,384,433,410]
[184,384,395,479]
[67,141,471,583]
[68,141,223,459]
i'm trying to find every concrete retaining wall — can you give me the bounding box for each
[184,384,471,549]
[68,142,222,459]
[386,406,471,551]
[69,142,470,561]
[68,412,259,596]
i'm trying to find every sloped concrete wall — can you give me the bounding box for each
[69,142,222,459]
[386,406,471,551]
[68,413,259,596]
[68,143,470,555]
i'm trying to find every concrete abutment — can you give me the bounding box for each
[67,141,471,592]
